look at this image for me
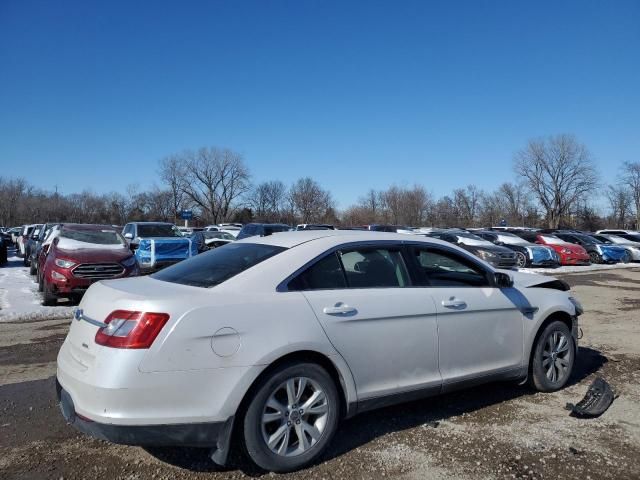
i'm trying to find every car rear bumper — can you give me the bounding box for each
[56,378,229,447]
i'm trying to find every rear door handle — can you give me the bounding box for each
[441,298,467,309]
[323,304,357,315]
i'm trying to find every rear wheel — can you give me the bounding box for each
[530,320,575,392]
[622,252,632,264]
[242,362,339,473]
[515,252,527,268]
[589,251,602,264]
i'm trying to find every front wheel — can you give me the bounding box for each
[515,252,527,268]
[530,320,575,392]
[242,362,340,473]
[42,280,57,306]
[589,251,602,264]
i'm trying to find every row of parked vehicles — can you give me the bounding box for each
[2,222,638,305]
[0,221,243,305]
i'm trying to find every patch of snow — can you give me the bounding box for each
[0,250,74,323]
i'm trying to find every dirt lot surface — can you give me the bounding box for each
[1,266,639,479]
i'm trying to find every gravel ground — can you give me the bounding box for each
[1,258,639,480]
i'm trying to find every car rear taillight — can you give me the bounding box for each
[95,310,170,349]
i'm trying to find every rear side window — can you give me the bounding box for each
[153,243,286,288]
[288,253,346,290]
[412,248,490,287]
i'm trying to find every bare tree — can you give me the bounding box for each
[606,185,632,228]
[248,180,288,222]
[182,147,251,224]
[159,154,187,223]
[453,185,481,226]
[289,177,333,224]
[620,161,640,228]
[514,134,599,228]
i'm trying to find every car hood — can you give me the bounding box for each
[55,246,133,263]
[498,269,570,291]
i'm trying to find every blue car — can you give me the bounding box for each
[554,232,630,264]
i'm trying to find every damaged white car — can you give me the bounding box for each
[57,231,581,472]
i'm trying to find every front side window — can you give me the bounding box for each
[288,246,410,291]
[153,243,285,288]
[412,247,490,287]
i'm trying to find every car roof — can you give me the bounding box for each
[237,229,454,249]
[62,223,120,231]
[130,221,174,225]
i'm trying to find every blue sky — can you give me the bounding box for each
[1,0,639,210]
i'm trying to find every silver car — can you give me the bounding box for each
[57,231,581,472]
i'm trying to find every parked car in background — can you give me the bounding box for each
[57,230,581,473]
[426,230,517,268]
[17,224,37,257]
[513,232,590,266]
[237,223,290,240]
[189,231,235,253]
[551,231,629,264]
[0,234,7,265]
[23,224,43,266]
[39,224,138,305]
[595,230,640,243]
[122,222,197,273]
[29,223,62,275]
[475,230,559,268]
[296,224,335,230]
[7,227,21,245]
[589,234,640,262]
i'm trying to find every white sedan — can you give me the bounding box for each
[57,231,581,472]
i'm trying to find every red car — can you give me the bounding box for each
[535,233,590,266]
[38,224,139,305]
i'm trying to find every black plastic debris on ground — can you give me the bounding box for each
[566,377,615,418]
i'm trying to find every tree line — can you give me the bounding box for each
[1,134,638,230]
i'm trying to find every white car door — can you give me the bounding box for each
[293,245,441,402]
[409,246,525,389]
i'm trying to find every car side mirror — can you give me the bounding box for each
[494,272,514,288]
[124,233,133,240]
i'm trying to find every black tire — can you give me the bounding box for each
[23,251,29,266]
[515,252,527,269]
[622,252,632,264]
[29,259,37,275]
[37,271,44,292]
[242,362,340,473]
[530,320,575,392]
[42,280,57,306]
[589,251,602,264]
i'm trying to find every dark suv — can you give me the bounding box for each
[426,230,517,268]
[236,223,290,240]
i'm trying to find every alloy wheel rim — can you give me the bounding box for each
[542,331,571,384]
[261,377,329,457]
[516,253,527,268]
[590,252,599,263]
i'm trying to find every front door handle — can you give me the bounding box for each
[441,298,467,309]
[323,303,357,316]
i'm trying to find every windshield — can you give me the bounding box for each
[455,232,484,241]
[60,229,125,245]
[573,234,599,244]
[152,243,286,288]
[499,235,529,245]
[540,235,568,245]
[138,224,183,238]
